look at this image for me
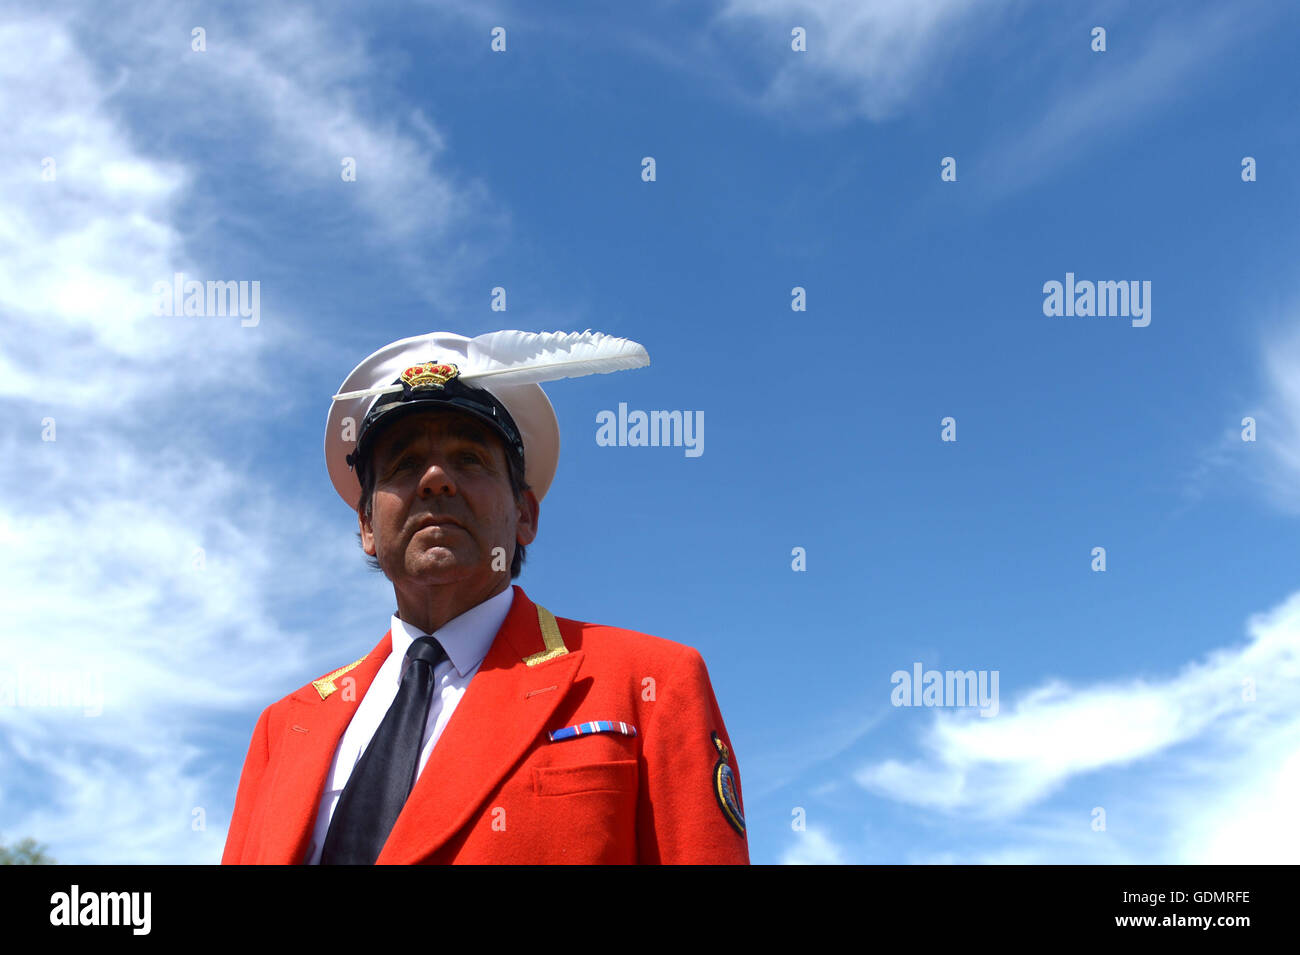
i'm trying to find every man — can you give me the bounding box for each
[222,330,749,864]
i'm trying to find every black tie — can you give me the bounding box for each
[320,635,447,865]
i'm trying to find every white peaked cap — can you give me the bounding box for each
[325,330,650,510]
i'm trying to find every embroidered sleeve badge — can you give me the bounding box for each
[711,731,746,836]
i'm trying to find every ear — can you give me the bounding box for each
[358,506,377,556]
[515,488,539,547]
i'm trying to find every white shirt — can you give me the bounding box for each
[304,586,514,864]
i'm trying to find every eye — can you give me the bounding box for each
[459,451,485,466]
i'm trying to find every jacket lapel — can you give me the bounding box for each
[253,631,392,864]
[377,586,582,864]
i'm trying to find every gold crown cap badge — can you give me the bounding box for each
[400,361,460,390]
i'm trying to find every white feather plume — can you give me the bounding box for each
[460,330,649,388]
[332,330,649,401]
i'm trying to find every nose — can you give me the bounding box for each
[416,455,458,497]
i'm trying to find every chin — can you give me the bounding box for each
[405,550,475,579]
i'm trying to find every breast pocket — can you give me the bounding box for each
[532,759,638,796]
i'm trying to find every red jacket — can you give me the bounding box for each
[221,585,749,864]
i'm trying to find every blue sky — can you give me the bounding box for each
[2,0,1298,864]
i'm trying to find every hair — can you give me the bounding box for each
[355,425,530,579]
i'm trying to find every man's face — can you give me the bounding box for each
[358,410,538,591]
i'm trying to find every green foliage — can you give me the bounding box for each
[0,836,55,865]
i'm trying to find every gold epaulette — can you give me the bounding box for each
[312,657,366,700]
[522,605,569,666]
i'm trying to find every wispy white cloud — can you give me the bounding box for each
[974,3,1266,196]
[712,0,1012,121]
[746,710,883,799]
[781,825,847,864]
[1181,313,1300,515]
[1252,323,1300,514]
[50,0,507,305]
[852,589,1300,862]
[0,19,208,410]
[183,11,489,248]
[0,1,479,863]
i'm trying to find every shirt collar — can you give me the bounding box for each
[389,586,515,678]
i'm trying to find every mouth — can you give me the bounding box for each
[414,515,464,531]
